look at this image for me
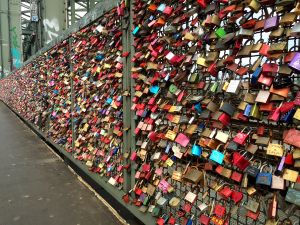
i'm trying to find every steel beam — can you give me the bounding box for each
[90,0,95,9]
[86,0,90,12]
[40,0,67,45]
[22,29,33,35]
[70,0,75,25]
[11,0,23,71]
[22,9,30,14]
[0,0,22,77]
[75,13,83,18]
[21,3,30,9]
[69,8,87,12]
[76,2,87,8]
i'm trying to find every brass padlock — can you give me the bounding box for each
[242,173,248,188]
[247,186,257,196]
[265,219,279,225]
[248,0,261,12]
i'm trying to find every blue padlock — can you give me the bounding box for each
[209,144,224,164]
[165,143,171,153]
[191,144,202,157]
[95,53,104,61]
[157,3,166,12]
[150,85,160,94]
[106,97,113,104]
[149,15,154,21]
[194,102,202,114]
[281,108,296,124]
[256,164,273,186]
[112,147,119,155]
[85,71,91,77]
[251,67,262,85]
[132,26,140,36]
[117,95,122,101]
[173,33,181,40]
[243,104,252,117]
[186,215,194,225]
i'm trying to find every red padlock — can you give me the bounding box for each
[257,126,265,136]
[197,0,207,8]
[233,152,250,170]
[285,153,294,165]
[214,203,226,218]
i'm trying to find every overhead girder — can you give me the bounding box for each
[21,3,30,9]
[20,0,101,62]
[76,2,87,8]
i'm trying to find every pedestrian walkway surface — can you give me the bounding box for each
[0,102,123,225]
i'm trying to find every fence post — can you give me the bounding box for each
[127,0,137,196]
[122,0,132,193]
[69,37,75,153]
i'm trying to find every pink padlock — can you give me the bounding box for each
[158,179,170,193]
[130,152,137,161]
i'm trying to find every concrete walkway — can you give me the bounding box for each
[0,102,123,225]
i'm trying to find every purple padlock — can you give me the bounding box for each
[264,15,279,31]
[203,33,210,42]
[277,156,285,172]
[289,52,300,72]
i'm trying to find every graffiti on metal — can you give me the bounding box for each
[10,26,22,69]
[43,18,60,44]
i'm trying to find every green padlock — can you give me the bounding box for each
[151,207,161,217]
[210,82,219,93]
[188,73,200,83]
[169,84,178,94]
[143,195,150,206]
[215,28,226,39]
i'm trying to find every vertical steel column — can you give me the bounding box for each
[66,0,69,28]
[122,0,131,193]
[90,0,95,10]
[7,0,13,70]
[45,55,51,136]
[87,0,90,12]
[0,19,4,78]
[70,0,75,26]
[0,0,10,76]
[37,0,44,49]
[69,37,75,153]
[9,0,22,71]
[128,0,136,194]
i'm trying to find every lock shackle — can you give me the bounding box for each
[175,162,184,171]
[240,127,247,133]
[243,38,254,46]
[216,144,224,151]
[183,161,191,175]
[209,199,216,216]
[255,37,265,44]
[109,138,115,148]
[215,180,227,190]
[260,163,273,173]
[238,150,248,156]
[191,184,201,193]
[250,158,262,168]
[220,181,234,190]
[245,155,254,161]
